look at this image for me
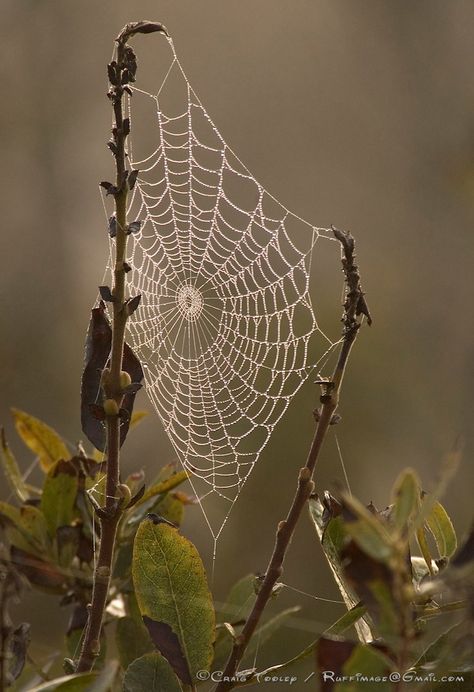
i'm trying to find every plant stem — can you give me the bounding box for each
[75,22,167,673]
[216,228,370,691]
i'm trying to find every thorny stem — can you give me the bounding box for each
[76,22,167,673]
[216,227,371,691]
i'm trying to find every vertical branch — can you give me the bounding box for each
[76,22,168,674]
[216,227,371,691]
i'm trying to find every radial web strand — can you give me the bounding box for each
[105,37,341,539]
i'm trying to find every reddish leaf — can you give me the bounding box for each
[10,546,65,592]
[316,637,357,690]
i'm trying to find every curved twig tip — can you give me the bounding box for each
[116,21,169,45]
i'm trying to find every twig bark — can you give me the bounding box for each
[216,227,371,691]
[75,22,167,674]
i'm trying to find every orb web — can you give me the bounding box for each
[105,37,340,538]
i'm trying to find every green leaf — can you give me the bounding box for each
[213,574,255,671]
[326,603,367,636]
[40,460,79,539]
[235,604,369,688]
[152,493,185,527]
[27,661,119,692]
[1,427,29,502]
[84,661,121,692]
[126,478,189,531]
[416,527,435,575]
[340,492,394,563]
[116,616,154,669]
[18,504,51,554]
[391,468,420,532]
[132,516,215,684]
[0,501,47,556]
[134,471,188,507]
[27,673,98,692]
[123,653,181,692]
[30,673,97,692]
[12,408,70,472]
[425,500,457,559]
[309,497,373,643]
[217,573,255,623]
[413,622,464,672]
[341,644,393,692]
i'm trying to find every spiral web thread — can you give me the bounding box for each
[106,37,341,540]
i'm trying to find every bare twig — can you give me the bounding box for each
[216,227,370,691]
[75,21,167,673]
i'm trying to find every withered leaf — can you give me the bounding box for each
[107,62,119,86]
[117,22,169,44]
[123,382,142,395]
[143,616,192,686]
[108,215,118,238]
[127,220,142,235]
[8,622,30,683]
[99,285,114,303]
[316,636,357,690]
[80,302,144,451]
[88,403,106,421]
[107,141,118,156]
[100,181,119,196]
[128,169,139,190]
[125,294,141,316]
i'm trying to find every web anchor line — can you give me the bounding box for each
[104,36,340,538]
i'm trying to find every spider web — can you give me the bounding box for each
[105,37,340,539]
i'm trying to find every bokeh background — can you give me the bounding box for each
[1,0,473,686]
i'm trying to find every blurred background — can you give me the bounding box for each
[1,0,473,684]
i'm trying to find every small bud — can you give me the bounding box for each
[120,371,132,390]
[118,483,132,506]
[63,658,75,674]
[103,399,119,416]
[299,467,311,482]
